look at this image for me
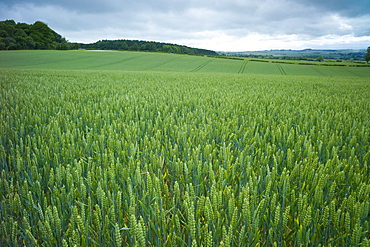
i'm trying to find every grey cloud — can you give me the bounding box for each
[4,0,122,13]
[1,0,190,14]
[3,0,370,17]
[1,0,369,50]
[296,0,370,16]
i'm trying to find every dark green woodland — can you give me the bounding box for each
[80,39,218,56]
[0,20,79,50]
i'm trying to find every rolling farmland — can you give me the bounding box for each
[0,50,369,246]
[1,50,370,77]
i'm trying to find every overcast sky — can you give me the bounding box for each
[1,0,370,51]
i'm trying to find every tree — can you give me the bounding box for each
[0,20,79,50]
[365,47,370,64]
[80,39,218,55]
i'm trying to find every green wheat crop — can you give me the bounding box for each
[1,68,369,246]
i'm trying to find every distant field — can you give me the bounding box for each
[224,49,366,61]
[1,50,369,246]
[1,50,369,77]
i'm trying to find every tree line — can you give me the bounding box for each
[1,19,217,55]
[80,40,218,56]
[0,20,79,50]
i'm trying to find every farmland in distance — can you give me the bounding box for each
[1,50,370,77]
[0,50,370,246]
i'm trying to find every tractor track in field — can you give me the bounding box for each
[238,61,248,74]
[340,68,364,77]
[311,67,326,76]
[276,64,287,75]
[191,59,213,72]
[86,54,147,69]
[145,57,181,71]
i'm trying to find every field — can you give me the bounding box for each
[223,49,366,61]
[1,50,370,77]
[1,50,370,246]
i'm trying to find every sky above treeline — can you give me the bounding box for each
[1,0,370,51]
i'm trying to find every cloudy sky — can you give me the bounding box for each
[1,0,370,51]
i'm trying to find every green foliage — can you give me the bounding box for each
[316,56,324,62]
[81,39,217,56]
[0,68,369,246]
[0,19,79,50]
[365,47,370,63]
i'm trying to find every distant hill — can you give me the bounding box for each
[80,39,218,56]
[0,20,79,50]
[221,49,367,61]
